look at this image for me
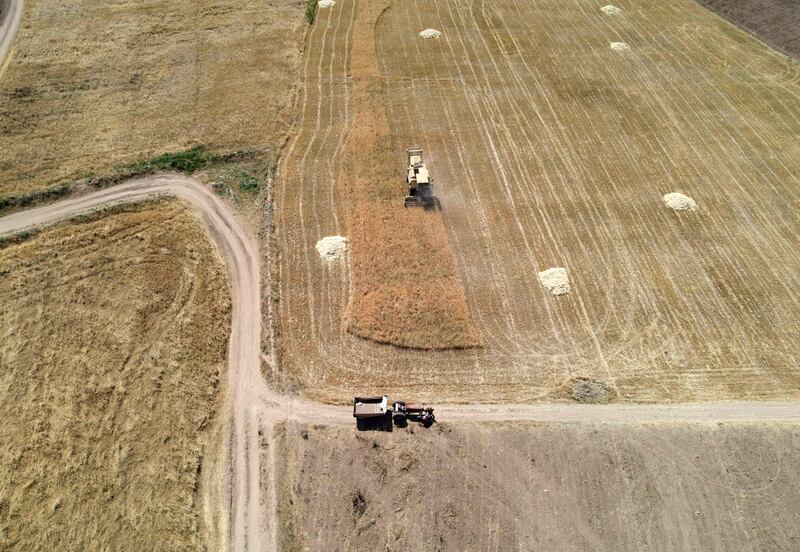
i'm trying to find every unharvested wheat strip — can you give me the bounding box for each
[398,10,524,356]
[401,2,530,351]
[338,0,479,349]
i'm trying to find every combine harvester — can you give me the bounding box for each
[353,396,435,430]
[404,148,438,209]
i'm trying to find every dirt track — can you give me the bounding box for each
[276,0,800,405]
[0,0,21,75]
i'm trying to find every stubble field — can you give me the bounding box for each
[275,0,800,404]
[0,0,304,201]
[276,421,800,551]
[0,200,231,551]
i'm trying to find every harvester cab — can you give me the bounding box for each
[404,147,431,208]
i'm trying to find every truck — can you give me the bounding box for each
[353,396,436,430]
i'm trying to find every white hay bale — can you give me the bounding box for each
[663,192,698,211]
[610,42,630,52]
[315,236,348,262]
[538,267,570,296]
[318,0,336,8]
[419,28,442,39]
[601,5,621,15]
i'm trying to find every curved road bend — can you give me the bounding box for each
[0,0,22,71]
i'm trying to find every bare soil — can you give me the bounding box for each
[0,200,231,551]
[695,0,800,59]
[274,0,800,404]
[0,0,305,201]
[276,421,800,551]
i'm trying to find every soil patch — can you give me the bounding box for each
[571,378,611,403]
[695,0,800,59]
[277,421,800,550]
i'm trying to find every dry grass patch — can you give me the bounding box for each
[0,200,231,551]
[0,0,304,201]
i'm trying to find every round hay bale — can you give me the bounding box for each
[538,267,570,296]
[315,236,348,262]
[663,192,698,211]
[419,28,442,39]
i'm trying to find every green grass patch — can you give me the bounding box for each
[306,0,317,24]
[0,182,72,213]
[123,145,214,174]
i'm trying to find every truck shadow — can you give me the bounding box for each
[355,412,394,432]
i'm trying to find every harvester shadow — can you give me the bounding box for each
[407,184,442,211]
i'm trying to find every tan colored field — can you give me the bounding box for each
[275,0,800,404]
[276,421,800,551]
[0,200,231,551]
[0,0,304,201]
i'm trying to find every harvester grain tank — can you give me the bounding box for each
[353,396,392,430]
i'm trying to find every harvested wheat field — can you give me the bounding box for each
[0,200,231,551]
[696,0,800,59]
[276,421,800,551]
[275,0,800,404]
[0,0,304,201]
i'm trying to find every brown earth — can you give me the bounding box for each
[695,0,800,59]
[274,0,800,404]
[0,0,305,201]
[0,200,231,551]
[276,421,800,551]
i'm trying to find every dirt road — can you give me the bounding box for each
[1,175,799,550]
[0,0,21,74]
